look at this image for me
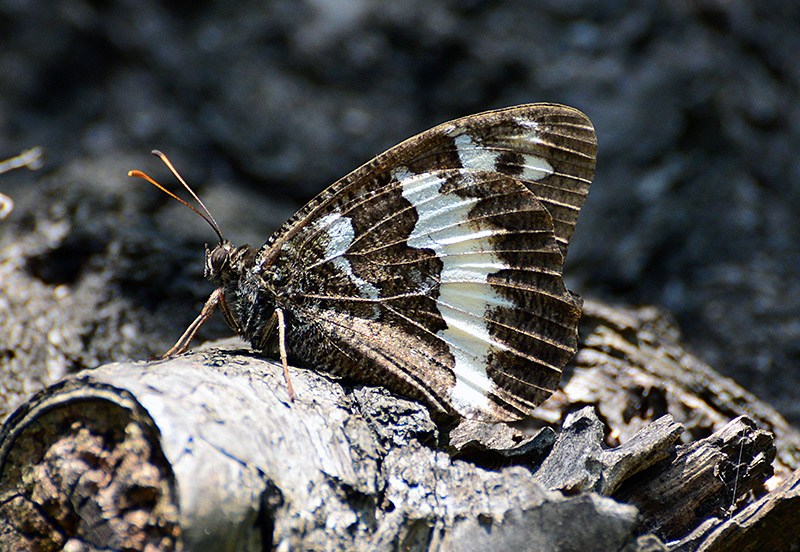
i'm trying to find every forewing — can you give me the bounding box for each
[267,103,596,259]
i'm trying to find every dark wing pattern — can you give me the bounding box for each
[261,104,597,421]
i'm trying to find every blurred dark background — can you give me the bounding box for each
[2,1,799,423]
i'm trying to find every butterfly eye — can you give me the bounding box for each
[209,247,229,274]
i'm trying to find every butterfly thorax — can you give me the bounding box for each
[204,241,273,340]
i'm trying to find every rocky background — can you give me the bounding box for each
[1,1,799,424]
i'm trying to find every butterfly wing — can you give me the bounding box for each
[268,103,595,259]
[261,104,596,421]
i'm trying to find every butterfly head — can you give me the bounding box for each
[204,240,253,288]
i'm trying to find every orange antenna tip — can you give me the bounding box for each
[129,152,225,242]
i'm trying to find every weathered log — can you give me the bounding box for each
[676,466,800,552]
[614,416,775,541]
[1,299,796,551]
[527,408,777,546]
[536,299,800,480]
[533,407,684,495]
[0,349,640,552]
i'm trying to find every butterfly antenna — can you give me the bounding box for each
[128,150,225,242]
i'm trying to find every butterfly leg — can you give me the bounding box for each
[217,291,242,334]
[160,287,224,358]
[274,307,295,402]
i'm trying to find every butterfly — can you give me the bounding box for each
[130,103,597,423]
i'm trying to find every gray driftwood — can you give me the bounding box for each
[1,299,798,551]
[0,348,638,552]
